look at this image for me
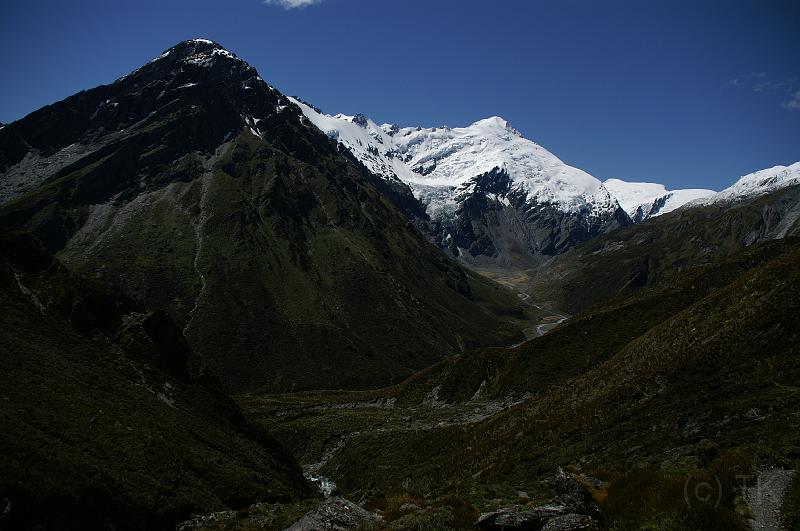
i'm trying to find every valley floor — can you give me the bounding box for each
[474,268,569,341]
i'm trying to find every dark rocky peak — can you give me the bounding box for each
[0,39,329,209]
[159,38,248,72]
[0,39,306,174]
[165,38,228,57]
[352,113,369,127]
[117,38,261,93]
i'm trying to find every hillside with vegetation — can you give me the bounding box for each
[0,230,316,529]
[244,235,800,529]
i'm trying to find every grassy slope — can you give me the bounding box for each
[0,231,313,530]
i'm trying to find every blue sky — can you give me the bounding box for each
[0,0,798,190]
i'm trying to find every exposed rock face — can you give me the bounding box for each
[475,468,602,530]
[428,168,629,267]
[285,497,381,530]
[475,505,569,530]
[553,468,603,523]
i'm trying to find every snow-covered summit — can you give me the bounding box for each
[468,116,522,137]
[290,98,619,216]
[604,179,714,222]
[705,162,800,204]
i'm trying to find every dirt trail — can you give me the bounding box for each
[747,468,794,530]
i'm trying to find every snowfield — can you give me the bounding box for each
[604,179,714,221]
[290,98,621,219]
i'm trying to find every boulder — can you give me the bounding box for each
[474,468,604,530]
[285,497,381,530]
[542,513,598,530]
[553,467,603,521]
[475,504,567,530]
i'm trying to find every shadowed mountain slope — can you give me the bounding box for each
[0,230,313,530]
[0,39,533,393]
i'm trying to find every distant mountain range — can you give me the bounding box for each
[289,98,799,267]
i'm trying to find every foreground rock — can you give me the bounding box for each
[285,497,381,530]
[475,468,603,530]
[474,504,568,530]
[177,497,381,531]
[177,503,286,530]
[553,468,603,522]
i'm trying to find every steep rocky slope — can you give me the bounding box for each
[0,39,533,393]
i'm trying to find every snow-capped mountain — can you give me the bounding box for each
[292,99,617,215]
[704,162,800,204]
[604,179,714,222]
[604,162,800,222]
[291,98,629,265]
